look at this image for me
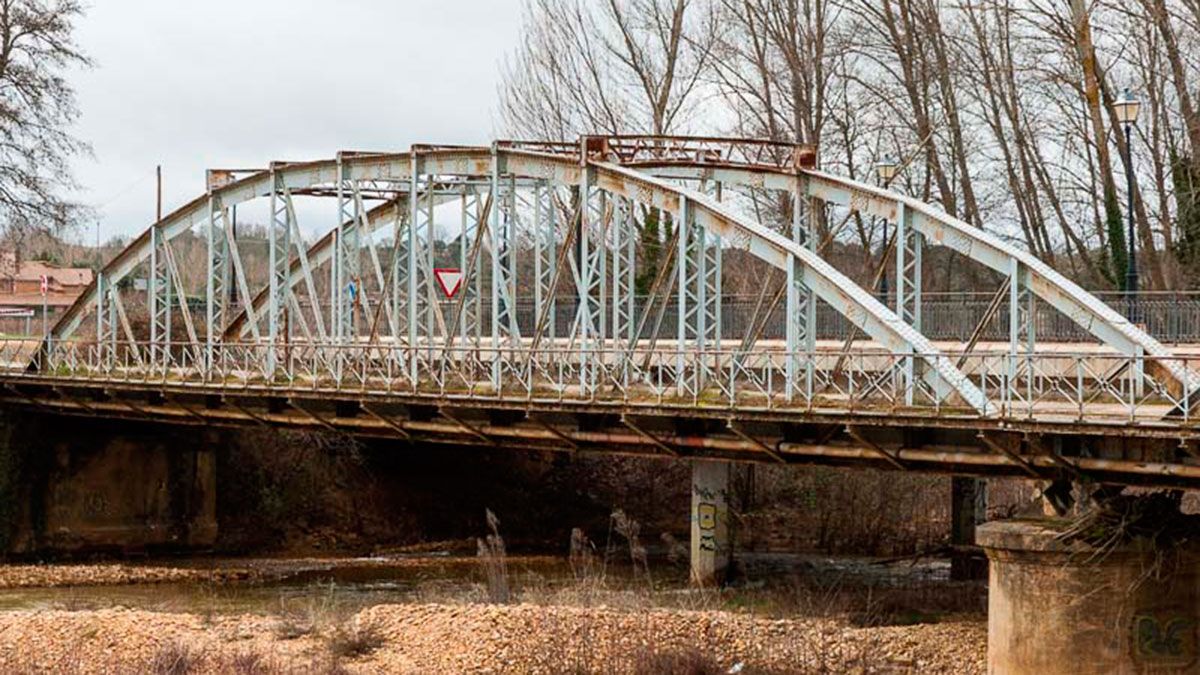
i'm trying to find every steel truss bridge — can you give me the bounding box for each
[4,136,1200,489]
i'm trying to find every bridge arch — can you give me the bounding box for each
[48,142,1012,414]
[579,141,1196,409]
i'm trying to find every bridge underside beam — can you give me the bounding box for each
[4,380,1198,491]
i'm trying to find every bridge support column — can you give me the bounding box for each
[980,519,1200,674]
[950,476,987,580]
[690,461,731,586]
[0,412,217,555]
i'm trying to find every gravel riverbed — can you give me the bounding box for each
[0,603,985,673]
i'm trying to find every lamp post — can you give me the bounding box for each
[1114,89,1141,319]
[876,158,899,303]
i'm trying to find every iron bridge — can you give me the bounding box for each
[4,136,1200,489]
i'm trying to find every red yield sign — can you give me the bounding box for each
[434,268,464,299]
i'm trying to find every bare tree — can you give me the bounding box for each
[0,0,90,246]
[498,0,718,138]
[498,0,1200,291]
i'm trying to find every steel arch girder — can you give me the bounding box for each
[799,170,1196,396]
[573,158,993,415]
[224,189,463,341]
[636,160,1197,403]
[51,152,430,342]
[47,145,991,414]
[223,198,397,340]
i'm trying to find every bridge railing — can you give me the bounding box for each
[0,338,1194,427]
[249,293,1200,345]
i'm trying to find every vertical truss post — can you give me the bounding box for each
[489,151,501,360]
[106,280,118,363]
[676,193,691,393]
[701,178,723,353]
[574,164,604,393]
[335,155,359,342]
[704,222,722,348]
[266,166,290,376]
[597,190,608,350]
[1008,257,1035,405]
[611,195,635,351]
[150,225,173,367]
[329,229,338,343]
[408,153,434,375]
[395,189,412,347]
[785,256,805,403]
[489,146,521,356]
[534,180,558,344]
[148,227,156,358]
[95,271,114,368]
[506,175,521,338]
[575,166,594,349]
[785,181,816,401]
[392,200,404,345]
[459,185,483,347]
[895,202,922,404]
[205,195,228,372]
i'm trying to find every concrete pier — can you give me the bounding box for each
[979,520,1200,674]
[950,476,987,580]
[0,412,217,555]
[690,461,731,586]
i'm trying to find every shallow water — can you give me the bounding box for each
[0,554,572,615]
[0,552,965,618]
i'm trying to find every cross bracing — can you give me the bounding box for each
[34,136,1200,422]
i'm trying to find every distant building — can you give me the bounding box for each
[0,251,94,332]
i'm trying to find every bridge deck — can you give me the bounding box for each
[2,338,1199,490]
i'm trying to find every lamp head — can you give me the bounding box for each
[1115,89,1141,125]
[876,157,899,183]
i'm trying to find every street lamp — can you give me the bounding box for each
[876,158,899,302]
[1114,89,1141,312]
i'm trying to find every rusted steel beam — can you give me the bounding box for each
[726,419,785,463]
[8,373,1200,440]
[9,393,1200,487]
[620,415,679,457]
[844,426,906,471]
[438,407,495,446]
[977,432,1041,478]
[530,415,580,451]
[361,404,412,441]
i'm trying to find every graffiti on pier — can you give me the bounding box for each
[1132,609,1197,668]
[693,481,727,554]
[696,502,718,552]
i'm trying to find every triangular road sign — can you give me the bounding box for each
[434,268,464,299]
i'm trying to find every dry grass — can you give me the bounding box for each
[477,508,511,603]
[327,616,385,659]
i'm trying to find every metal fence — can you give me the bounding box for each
[425,293,1200,344]
[3,338,1195,426]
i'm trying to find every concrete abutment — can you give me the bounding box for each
[0,411,217,556]
[980,519,1200,674]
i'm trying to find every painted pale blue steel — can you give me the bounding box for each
[46,138,1192,418]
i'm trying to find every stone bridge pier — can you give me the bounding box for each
[980,519,1200,674]
[0,411,217,555]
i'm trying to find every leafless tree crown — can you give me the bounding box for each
[501,0,1200,290]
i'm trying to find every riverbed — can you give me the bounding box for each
[0,552,987,673]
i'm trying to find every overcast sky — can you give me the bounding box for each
[67,0,524,244]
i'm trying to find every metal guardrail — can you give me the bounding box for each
[259,294,1200,344]
[1,339,1194,426]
